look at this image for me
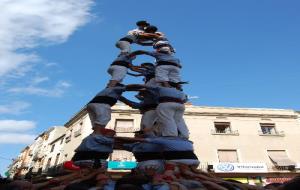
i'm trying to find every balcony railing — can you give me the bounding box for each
[211,129,239,136]
[258,130,285,137]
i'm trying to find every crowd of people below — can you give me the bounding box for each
[1,168,300,190]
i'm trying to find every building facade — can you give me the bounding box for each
[8,126,66,178]
[8,104,300,183]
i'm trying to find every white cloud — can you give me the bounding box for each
[0,120,37,144]
[0,0,94,78]
[0,133,36,144]
[8,80,72,97]
[0,101,31,115]
[0,120,36,132]
[31,76,49,85]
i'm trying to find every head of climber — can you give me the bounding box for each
[144,25,158,33]
[136,20,150,30]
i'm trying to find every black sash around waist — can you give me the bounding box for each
[111,61,131,68]
[163,151,198,160]
[72,151,110,161]
[140,103,158,113]
[119,37,133,43]
[154,43,172,49]
[134,152,164,162]
[89,96,117,106]
[157,61,181,68]
[159,97,184,104]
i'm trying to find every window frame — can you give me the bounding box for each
[212,122,239,135]
[217,149,239,163]
[259,123,284,136]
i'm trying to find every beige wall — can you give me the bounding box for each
[184,106,300,167]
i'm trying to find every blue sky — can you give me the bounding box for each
[0,0,300,175]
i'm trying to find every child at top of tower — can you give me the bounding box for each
[115,22,161,53]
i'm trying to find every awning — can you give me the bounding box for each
[268,151,295,167]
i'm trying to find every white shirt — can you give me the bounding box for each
[127,28,144,36]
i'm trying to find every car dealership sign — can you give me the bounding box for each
[214,163,268,173]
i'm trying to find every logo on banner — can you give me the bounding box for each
[217,163,234,171]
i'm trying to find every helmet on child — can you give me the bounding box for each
[136,20,150,27]
[145,25,158,33]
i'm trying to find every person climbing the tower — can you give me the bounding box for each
[141,25,176,53]
[131,47,182,88]
[126,82,190,139]
[120,90,159,133]
[127,20,150,36]
[70,84,126,168]
[106,52,137,87]
[115,22,161,53]
[128,62,157,86]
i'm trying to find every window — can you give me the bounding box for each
[65,129,72,143]
[50,144,55,152]
[60,137,64,144]
[63,154,68,162]
[267,150,295,170]
[260,123,277,134]
[54,153,60,166]
[111,150,134,161]
[260,123,276,134]
[218,150,238,163]
[74,122,82,137]
[214,122,232,133]
[114,119,135,135]
[45,157,52,171]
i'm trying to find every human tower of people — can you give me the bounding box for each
[69,20,199,171]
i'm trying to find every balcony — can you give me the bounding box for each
[74,129,81,137]
[65,135,71,143]
[258,130,285,137]
[211,129,239,136]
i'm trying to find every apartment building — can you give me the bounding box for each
[8,126,66,178]
[42,133,66,175]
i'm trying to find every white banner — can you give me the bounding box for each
[213,163,268,173]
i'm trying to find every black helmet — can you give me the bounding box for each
[136,20,149,27]
[144,25,158,33]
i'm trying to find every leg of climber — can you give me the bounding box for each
[107,65,127,87]
[156,102,178,137]
[174,104,189,139]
